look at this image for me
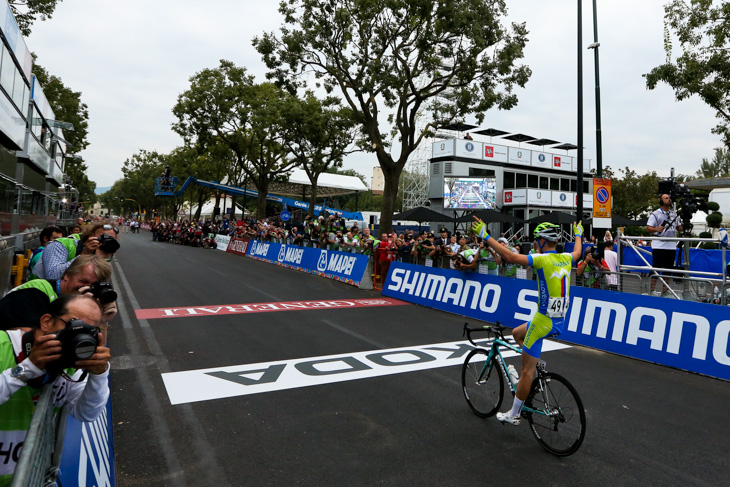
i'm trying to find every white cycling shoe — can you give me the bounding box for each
[496,411,521,426]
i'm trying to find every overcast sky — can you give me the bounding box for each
[26,0,723,189]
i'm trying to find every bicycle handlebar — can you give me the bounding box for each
[462,321,504,346]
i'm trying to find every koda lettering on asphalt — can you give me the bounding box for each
[161,338,572,404]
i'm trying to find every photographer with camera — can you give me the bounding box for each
[451,236,478,272]
[576,246,609,288]
[34,221,120,281]
[647,193,683,295]
[0,255,117,337]
[0,294,111,484]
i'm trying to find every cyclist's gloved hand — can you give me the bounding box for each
[473,221,490,240]
[573,222,584,238]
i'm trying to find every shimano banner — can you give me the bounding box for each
[382,262,730,381]
[246,241,369,287]
[57,399,116,486]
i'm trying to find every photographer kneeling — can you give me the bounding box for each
[0,294,111,484]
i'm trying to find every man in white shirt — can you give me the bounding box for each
[646,194,682,295]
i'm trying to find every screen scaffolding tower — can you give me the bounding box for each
[401,122,431,210]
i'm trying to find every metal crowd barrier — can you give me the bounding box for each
[617,231,728,304]
[10,384,65,487]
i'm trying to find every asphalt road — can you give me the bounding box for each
[109,231,729,487]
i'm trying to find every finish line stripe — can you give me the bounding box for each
[135,298,409,320]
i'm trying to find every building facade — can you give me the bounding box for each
[0,0,71,237]
[429,135,594,233]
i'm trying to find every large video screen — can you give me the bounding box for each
[443,177,497,209]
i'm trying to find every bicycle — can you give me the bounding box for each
[461,322,586,456]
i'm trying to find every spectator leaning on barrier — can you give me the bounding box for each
[497,237,520,277]
[476,237,502,275]
[27,226,63,281]
[451,235,478,271]
[647,193,683,295]
[602,240,619,291]
[35,221,120,281]
[0,294,111,485]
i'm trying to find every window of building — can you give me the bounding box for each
[550,178,559,190]
[583,180,589,193]
[516,173,526,188]
[0,45,15,101]
[539,176,549,190]
[503,171,515,189]
[12,72,25,111]
[469,167,495,177]
[570,179,577,192]
[560,178,570,191]
[528,174,538,188]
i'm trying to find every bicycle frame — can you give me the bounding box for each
[464,323,558,420]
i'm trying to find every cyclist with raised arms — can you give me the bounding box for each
[473,217,583,425]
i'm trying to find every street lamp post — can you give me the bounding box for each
[576,0,584,223]
[588,0,603,178]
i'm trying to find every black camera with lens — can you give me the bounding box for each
[88,281,117,304]
[97,233,120,254]
[51,319,100,371]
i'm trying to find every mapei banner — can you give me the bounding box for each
[382,262,730,381]
[246,241,369,287]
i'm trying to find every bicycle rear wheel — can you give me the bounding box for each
[461,349,503,418]
[524,372,586,456]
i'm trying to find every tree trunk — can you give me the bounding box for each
[379,165,403,234]
[230,195,237,220]
[193,189,205,221]
[257,180,269,219]
[308,180,319,217]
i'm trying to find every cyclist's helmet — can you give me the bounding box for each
[533,222,560,242]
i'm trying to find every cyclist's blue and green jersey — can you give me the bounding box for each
[523,251,574,358]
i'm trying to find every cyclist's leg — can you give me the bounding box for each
[517,314,554,399]
[511,323,528,347]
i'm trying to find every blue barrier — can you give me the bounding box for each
[246,241,369,287]
[57,397,116,486]
[382,262,730,381]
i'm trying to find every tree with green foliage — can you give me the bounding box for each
[173,61,297,218]
[33,62,93,203]
[282,91,361,216]
[254,0,530,232]
[645,0,730,145]
[9,0,63,37]
[101,150,170,218]
[706,200,723,235]
[696,147,730,178]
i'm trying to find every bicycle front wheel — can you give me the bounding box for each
[461,349,503,418]
[524,372,585,456]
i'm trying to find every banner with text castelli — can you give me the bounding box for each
[227,237,250,256]
[382,262,730,381]
[593,178,612,219]
[246,241,369,287]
